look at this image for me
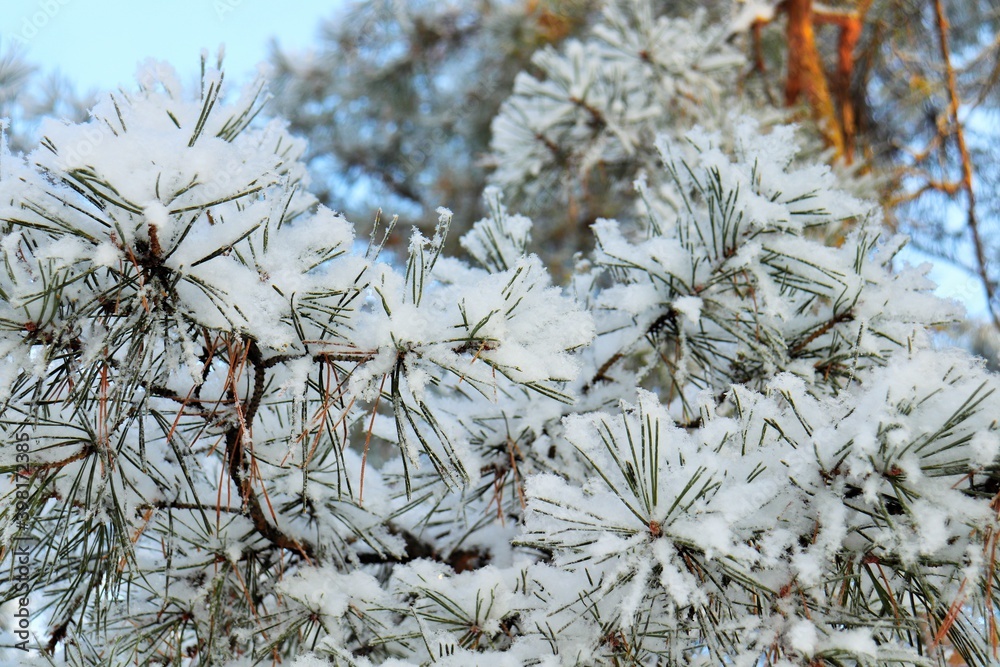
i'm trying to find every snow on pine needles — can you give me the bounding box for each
[0,25,999,667]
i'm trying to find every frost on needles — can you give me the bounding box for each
[1,59,1000,667]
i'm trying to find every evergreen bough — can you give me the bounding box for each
[0,45,999,667]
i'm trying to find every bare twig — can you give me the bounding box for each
[933,0,1000,331]
[225,338,317,562]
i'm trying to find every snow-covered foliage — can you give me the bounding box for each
[0,61,590,665]
[270,0,792,264]
[491,2,741,194]
[1,13,999,667]
[580,119,958,413]
[269,0,599,236]
[487,0,794,260]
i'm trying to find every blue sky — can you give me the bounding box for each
[3,0,341,91]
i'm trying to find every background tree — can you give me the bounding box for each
[268,0,861,273]
[268,0,599,237]
[0,44,90,155]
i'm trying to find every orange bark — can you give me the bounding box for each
[836,16,862,161]
[783,0,870,163]
[785,0,844,158]
[815,2,870,163]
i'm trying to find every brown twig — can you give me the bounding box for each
[583,308,678,393]
[933,0,1000,331]
[225,338,317,562]
[789,310,855,356]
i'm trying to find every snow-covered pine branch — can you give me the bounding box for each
[0,7,998,667]
[0,60,591,665]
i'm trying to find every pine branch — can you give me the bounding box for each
[788,309,855,356]
[224,339,317,562]
[933,0,1000,332]
[354,525,487,573]
[583,308,678,392]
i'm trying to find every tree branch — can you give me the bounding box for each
[784,0,846,158]
[933,0,1000,332]
[225,339,317,562]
